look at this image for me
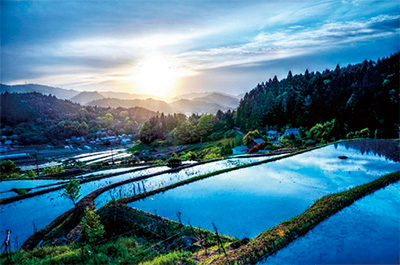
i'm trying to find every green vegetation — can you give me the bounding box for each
[0,92,156,145]
[9,202,232,265]
[206,171,400,264]
[243,129,261,146]
[236,53,399,139]
[0,160,16,174]
[61,180,81,207]
[42,166,65,175]
[80,207,105,244]
[11,188,31,196]
[166,154,182,168]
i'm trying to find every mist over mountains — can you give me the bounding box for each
[0,84,240,114]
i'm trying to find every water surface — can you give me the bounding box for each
[261,182,400,264]
[130,140,400,239]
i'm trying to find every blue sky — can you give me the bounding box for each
[1,0,399,96]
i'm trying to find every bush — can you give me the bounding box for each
[0,160,15,174]
[43,166,65,175]
[81,207,105,244]
[166,154,182,168]
[24,169,37,179]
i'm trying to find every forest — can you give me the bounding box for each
[0,92,156,145]
[236,52,399,138]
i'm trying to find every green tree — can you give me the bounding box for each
[197,114,215,138]
[62,180,81,207]
[243,129,261,146]
[81,207,105,243]
[0,160,15,174]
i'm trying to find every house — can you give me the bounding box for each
[3,140,12,145]
[267,130,281,138]
[232,145,249,155]
[282,128,300,138]
[253,138,265,145]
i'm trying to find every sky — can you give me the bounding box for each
[1,0,399,97]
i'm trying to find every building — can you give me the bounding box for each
[253,138,265,145]
[282,128,300,138]
[232,145,249,155]
[267,130,281,138]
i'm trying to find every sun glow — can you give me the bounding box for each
[133,56,178,96]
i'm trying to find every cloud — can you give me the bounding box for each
[178,14,400,71]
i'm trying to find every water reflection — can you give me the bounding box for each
[335,139,399,162]
[131,140,400,239]
[261,182,400,264]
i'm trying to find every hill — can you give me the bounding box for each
[192,92,240,108]
[236,52,399,138]
[0,92,156,145]
[86,98,174,114]
[70,91,105,104]
[170,98,231,114]
[87,97,232,114]
[0,83,80,99]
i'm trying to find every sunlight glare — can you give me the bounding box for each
[133,56,178,96]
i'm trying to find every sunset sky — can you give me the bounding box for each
[1,0,399,97]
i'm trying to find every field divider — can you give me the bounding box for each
[20,147,317,250]
[0,165,155,205]
[115,146,321,205]
[204,170,400,264]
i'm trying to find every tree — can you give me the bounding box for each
[0,160,15,174]
[80,207,105,244]
[197,114,215,138]
[62,180,81,207]
[243,129,261,146]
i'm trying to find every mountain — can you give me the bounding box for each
[1,83,240,113]
[86,97,233,114]
[70,91,105,104]
[192,92,240,108]
[86,98,174,114]
[0,92,156,145]
[100,91,165,101]
[170,99,231,114]
[0,83,80,99]
[0,84,165,101]
[172,92,215,101]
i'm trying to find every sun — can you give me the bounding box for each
[133,56,178,96]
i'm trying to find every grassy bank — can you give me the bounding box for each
[203,170,400,264]
[6,203,233,265]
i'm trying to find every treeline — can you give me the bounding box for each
[0,92,156,145]
[236,52,399,138]
[139,110,235,145]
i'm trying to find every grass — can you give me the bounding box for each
[8,203,233,265]
[11,188,31,196]
[203,170,400,264]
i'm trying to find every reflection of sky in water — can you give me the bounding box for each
[131,141,400,239]
[0,166,167,249]
[0,156,270,250]
[261,182,400,265]
[95,156,272,208]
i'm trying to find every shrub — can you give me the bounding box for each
[0,160,15,174]
[24,169,37,179]
[166,154,182,168]
[81,207,105,244]
[43,166,65,175]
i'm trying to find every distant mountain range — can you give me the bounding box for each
[0,83,240,114]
